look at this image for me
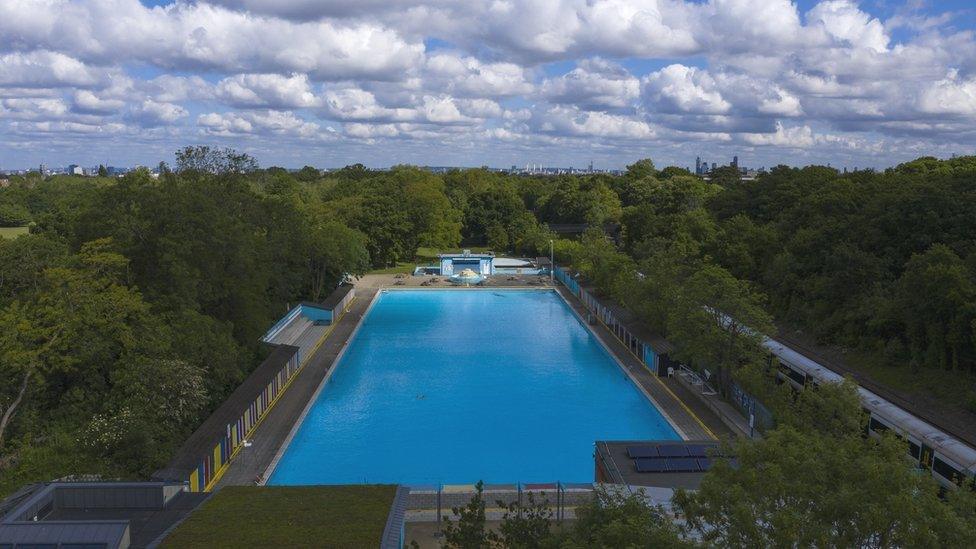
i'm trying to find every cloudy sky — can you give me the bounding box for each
[2,0,975,170]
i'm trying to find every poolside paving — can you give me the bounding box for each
[214,275,732,489]
[214,287,379,487]
[552,285,734,441]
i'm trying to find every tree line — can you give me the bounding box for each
[2,148,975,534]
[551,157,976,407]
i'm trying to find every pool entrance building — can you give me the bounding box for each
[438,250,494,277]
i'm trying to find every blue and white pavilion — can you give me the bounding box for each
[438,250,495,276]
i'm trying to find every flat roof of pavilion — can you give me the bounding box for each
[438,252,494,259]
[596,440,727,489]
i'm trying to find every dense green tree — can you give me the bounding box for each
[625,158,656,180]
[98,356,206,473]
[492,492,553,548]
[436,482,687,548]
[463,185,526,244]
[0,239,154,449]
[295,165,320,182]
[659,166,694,179]
[351,193,413,267]
[441,481,491,548]
[0,234,68,303]
[333,163,372,181]
[396,167,463,250]
[175,145,258,174]
[304,221,369,300]
[574,228,637,301]
[611,175,656,207]
[676,381,976,547]
[538,179,622,225]
[564,487,689,548]
[667,264,773,396]
[894,244,976,371]
[708,165,743,187]
[0,203,31,226]
[486,223,509,252]
[705,214,777,282]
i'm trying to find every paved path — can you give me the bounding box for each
[215,288,379,487]
[554,286,734,441]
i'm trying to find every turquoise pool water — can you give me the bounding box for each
[268,290,679,485]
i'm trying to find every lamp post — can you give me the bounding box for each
[549,239,554,284]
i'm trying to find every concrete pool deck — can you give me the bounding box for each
[552,284,732,441]
[214,274,732,489]
[214,287,379,487]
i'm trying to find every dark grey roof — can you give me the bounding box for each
[0,483,44,522]
[583,287,675,354]
[320,284,354,310]
[155,345,299,478]
[595,440,722,489]
[1,482,204,549]
[0,521,129,546]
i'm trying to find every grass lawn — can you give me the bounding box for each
[0,226,29,239]
[366,246,493,275]
[160,485,398,548]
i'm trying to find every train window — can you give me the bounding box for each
[778,361,806,386]
[932,457,964,485]
[908,441,921,460]
[868,417,889,434]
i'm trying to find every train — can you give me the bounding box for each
[766,336,976,491]
[563,268,976,491]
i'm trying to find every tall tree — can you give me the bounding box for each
[894,244,976,371]
[667,264,773,396]
[675,381,976,547]
[175,146,258,175]
[0,239,153,448]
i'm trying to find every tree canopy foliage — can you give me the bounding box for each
[675,381,976,547]
[0,153,373,491]
[3,151,976,537]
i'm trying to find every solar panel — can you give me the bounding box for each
[627,446,659,459]
[697,457,713,471]
[667,458,700,472]
[685,444,717,457]
[635,458,670,473]
[657,444,689,457]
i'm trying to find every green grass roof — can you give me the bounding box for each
[160,485,398,548]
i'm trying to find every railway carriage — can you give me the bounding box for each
[766,338,976,491]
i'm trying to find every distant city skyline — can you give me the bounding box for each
[2,0,976,169]
[0,150,950,175]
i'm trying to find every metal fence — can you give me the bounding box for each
[554,266,660,373]
[729,381,774,433]
[555,265,773,435]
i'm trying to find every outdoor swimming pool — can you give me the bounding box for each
[268,289,679,485]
